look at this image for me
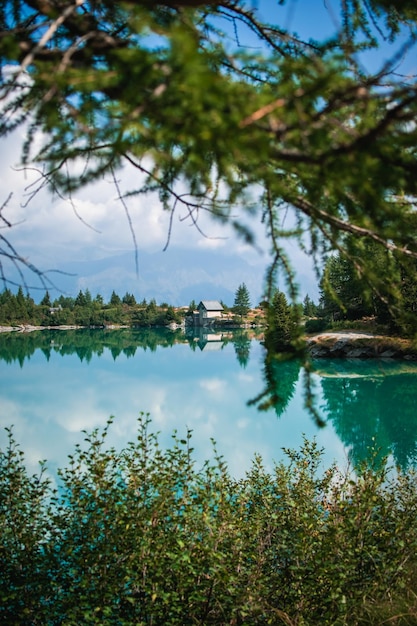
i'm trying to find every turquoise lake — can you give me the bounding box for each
[1,328,417,477]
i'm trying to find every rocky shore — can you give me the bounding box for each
[307,332,417,360]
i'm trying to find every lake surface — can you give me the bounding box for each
[1,328,417,477]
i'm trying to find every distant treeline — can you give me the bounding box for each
[0,287,185,327]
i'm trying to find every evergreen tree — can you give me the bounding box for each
[55,295,75,310]
[320,255,357,321]
[15,287,28,321]
[398,257,417,315]
[40,291,52,307]
[109,291,121,306]
[233,332,251,368]
[266,291,298,351]
[233,283,251,318]
[319,240,407,328]
[74,290,87,307]
[303,295,318,318]
[0,289,14,324]
[122,292,137,306]
[165,305,179,323]
[24,293,37,322]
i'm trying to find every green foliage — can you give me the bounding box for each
[319,241,417,334]
[133,299,182,326]
[266,290,301,352]
[304,317,329,334]
[2,0,417,326]
[54,295,75,309]
[109,290,121,306]
[394,255,417,334]
[0,428,54,624]
[320,252,371,321]
[1,417,417,625]
[233,282,251,317]
[249,291,308,414]
[75,289,88,307]
[302,294,318,317]
[0,287,40,325]
[0,289,184,328]
[122,292,136,306]
[40,290,51,307]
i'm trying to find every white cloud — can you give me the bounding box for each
[1,130,251,257]
[199,377,227,395]
[1,126,319,301]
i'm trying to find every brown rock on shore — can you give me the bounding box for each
[307,332,417,360]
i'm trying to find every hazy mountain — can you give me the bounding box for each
[37,247,269,307]
[7,243,318,305]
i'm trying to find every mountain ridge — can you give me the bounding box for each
[38,247,268,306]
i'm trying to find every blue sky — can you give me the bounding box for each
[1,1,415,304]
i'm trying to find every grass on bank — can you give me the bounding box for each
[1,415,417,626]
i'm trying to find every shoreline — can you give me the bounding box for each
[0,324,85,333]
[2,325,416,360]
[0,324,132,333]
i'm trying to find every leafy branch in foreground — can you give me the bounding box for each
[0,192,67,293]
[1,1,417,312]
[1,415,417,625]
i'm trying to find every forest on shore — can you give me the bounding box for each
[0,282,264,329]
[3,241,417,340]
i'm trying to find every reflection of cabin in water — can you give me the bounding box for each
[195,332,224,351]
[193,300,224,327]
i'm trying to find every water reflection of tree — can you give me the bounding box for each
[249,356,301,417]
[232,331,251,369]
[0,328,187,365]
[379,376,417,469]
[320,370,417,470]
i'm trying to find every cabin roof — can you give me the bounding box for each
[198,300,223,311]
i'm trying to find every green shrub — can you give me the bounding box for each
[1,416,417,625]
[304,317,329,334]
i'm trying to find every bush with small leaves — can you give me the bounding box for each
[1,416,417,625]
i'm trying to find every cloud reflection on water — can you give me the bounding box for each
[2,329,416,479]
